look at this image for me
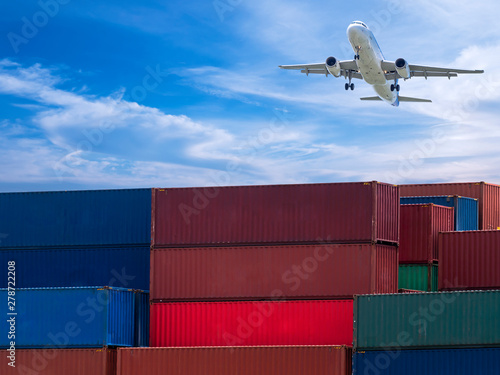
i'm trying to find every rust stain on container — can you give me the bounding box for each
[117,346,352,375]
[10,348,116,375]
[399,204,454,263]
[439,230,500,290]
[150,243,398,301]
[400,182,500,230]
[152,182,399,247]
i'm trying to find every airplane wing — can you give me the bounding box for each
[380,60,484,79]
[279,60,362,79]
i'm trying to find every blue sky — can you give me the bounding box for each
[1,0,499,192]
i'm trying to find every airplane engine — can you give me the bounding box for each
[326,56,341,77]
[395,58,411,79]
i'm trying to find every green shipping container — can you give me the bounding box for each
[353,290,500,350]
[398,264,438,291]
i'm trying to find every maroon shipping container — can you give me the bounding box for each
[8,348,116,375]
[150,243,398,301]
[150,300,353,347]
[400,182,500,230]
[439,230,500,290]
[117,346,352,375]
[152,181,399,247]
[400,204,454,263]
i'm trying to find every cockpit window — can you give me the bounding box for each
[353,21,368,28]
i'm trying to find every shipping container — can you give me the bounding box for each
[117,346,352,375]
[353,348,500,375]
[401,195,478,231]
[134,291,150,347]
[150,243,398,301]
[398,264,438,292]
[0,246,149,290]
[152,182,399,247]
[150,300,353,347]
[399,204,453,263]
[400,182,500,230]
[8,348,116,375]
[0,188,151,248]
[439,230,500,290]
[353,290,500,350]
[0,287,149,348]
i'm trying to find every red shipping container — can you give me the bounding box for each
[152,182,399,247]
[150,244,398,301]
[8,348,116,375]
[400,182,500,230]
[400,204,454,263]
[439,230,500,290]
[117,346,352,375]
[150,300,353,347]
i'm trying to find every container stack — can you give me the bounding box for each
[400,182,500,230]
[118,181,400,374]
[0,189,152,374]
[352,290,500,374]
[351,181,500,374]
[397,203,454,292]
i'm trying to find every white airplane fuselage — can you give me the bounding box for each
[347,23,399,106]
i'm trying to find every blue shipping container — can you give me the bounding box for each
[0,246,150,290]
[0,287,149,348]
[401,195,478,231]
[135,291,150,347]
[353,348,500,375]
[0,189,151,248]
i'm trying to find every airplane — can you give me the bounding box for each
[279,21,484,106]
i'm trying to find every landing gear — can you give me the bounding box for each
[345,71,355,90]
[390,84,400,92]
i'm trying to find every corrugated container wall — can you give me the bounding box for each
[9,348,116,375]
[117,346,352,375]
[439,230,500,290]
[152,182,399,247]
[353,290,500,350]
[0,247,150,290]
[353,348,500,375]
[150,244,398,301]
[400,195,478,231]
[0,287,148,348]
[398,264,438,291]
[0,189,151,248]
[150,300,353,347]
[400,182,500,230]
[399,204,454,263]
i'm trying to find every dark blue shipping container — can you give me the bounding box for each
[135,291,150,347]
[353,348,500,375]
[0,189,151,248]
[400,195,478,231]
[0,246,150,290]
[0,287,149,348]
